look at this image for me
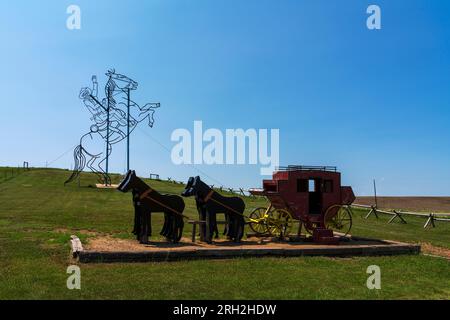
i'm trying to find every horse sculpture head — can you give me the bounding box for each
[181,177,195,197]
[181,176,210,199]
[106,69,138,91]
[117,170,138,193]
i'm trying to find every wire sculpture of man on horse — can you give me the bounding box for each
[65,69,160,186]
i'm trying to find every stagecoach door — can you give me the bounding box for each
[308,178,322,214]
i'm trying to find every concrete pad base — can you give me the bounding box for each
[71,235,421,263]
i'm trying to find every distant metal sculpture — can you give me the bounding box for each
[65,69,160,186]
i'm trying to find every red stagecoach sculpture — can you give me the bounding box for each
[249,166,355,244]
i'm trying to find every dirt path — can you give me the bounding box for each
[420,243,450,259]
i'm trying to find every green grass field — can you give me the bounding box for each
[0,168,448,299]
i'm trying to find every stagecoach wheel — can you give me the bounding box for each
[248,207,269,235]
[267,209,293,237]
[324,205,353,236]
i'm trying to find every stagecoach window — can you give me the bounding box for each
[308,179,316,192]
[324,180,333,193]
[297,179,308,192]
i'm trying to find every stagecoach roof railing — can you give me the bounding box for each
[275,165,337,172]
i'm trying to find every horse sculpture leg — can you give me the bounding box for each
[174,200,185,243]
[160,212,170,238]
[139,210,149,244]
[158,212,184,243]
[133,203,141,240]
[203,209,218,244]
[64,145,85,185]
[170,215,178,243]
[96,145,112,185]
[225,213,235,240]
[175,216,184,242]
[166,214,175,241]
[166,214,175,242]
[148,212,152,238]
[223,210,245,243]
[209,211,218,242]
[205,210,212,244]
[87,156,105,184]
[198,207,206,242]
[235,216,245,243]
[132,192,140,239]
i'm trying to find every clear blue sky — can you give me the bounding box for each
[1,0,449,195]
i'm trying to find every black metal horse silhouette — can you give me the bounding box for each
[117,170,185,243]
[182,176,245,243]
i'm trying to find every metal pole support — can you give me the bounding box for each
[126,87,130,172]
[105,78,111,186]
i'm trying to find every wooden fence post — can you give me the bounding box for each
[347,205,355,217]
[365,205,379,219]
[388,210,407,224]
[424,213,436,228]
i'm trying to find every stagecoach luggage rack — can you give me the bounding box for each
[276,165,337,172]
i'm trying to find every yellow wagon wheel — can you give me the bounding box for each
[324,205,353,236]
[248,207,269,235]
[267,209,293,237]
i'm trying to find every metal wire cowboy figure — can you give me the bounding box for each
[65,69,160,186]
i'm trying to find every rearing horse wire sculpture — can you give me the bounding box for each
[65,69,159,186]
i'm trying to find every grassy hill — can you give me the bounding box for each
[0,168,448,299]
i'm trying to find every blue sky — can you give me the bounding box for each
[0,0,449,195]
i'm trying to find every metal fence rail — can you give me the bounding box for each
[164,177,257,197]
[351,203,450,228]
